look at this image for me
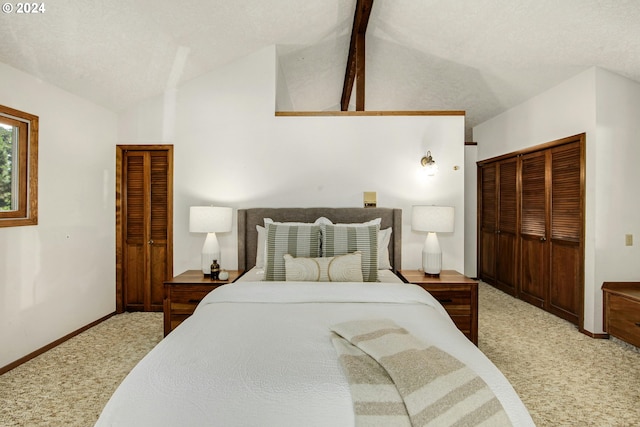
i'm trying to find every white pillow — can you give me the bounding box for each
[256,225,266,268]
[314,217,381,227]
[264,217,328,226]
[314,216,332,225]
[378,227,392,270]
[284,252,363,282]
[330,218,382,226]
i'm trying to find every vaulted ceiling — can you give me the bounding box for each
[2,0,640,140]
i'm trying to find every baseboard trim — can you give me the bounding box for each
[579,327,609,339]
[0,312,116,375]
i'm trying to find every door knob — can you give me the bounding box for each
[540,236,547,242]
[148,239,154,245]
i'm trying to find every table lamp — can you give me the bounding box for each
[189,206,233,275]
[411,205,454,276]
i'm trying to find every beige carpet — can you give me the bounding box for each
[0,283,639,426]
[0,312,163,427]
[478,283,640,427]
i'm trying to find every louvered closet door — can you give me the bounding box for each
[519,151,548,307]
[548,142,582,323]
[478,163,497,283]
[124,150,171,312]
[496,158,518,294]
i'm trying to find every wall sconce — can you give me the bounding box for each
[190,206,233,275]
[420,151,438,176]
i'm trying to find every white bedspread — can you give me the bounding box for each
[96,282,534,427]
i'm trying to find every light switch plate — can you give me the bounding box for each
[363,191,377,208]
[625,234,633,246]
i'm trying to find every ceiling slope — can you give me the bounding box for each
[2,0,640,139]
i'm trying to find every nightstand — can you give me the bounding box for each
[398,270,478,345]
[602,282,640,348]
[163,269,243,336]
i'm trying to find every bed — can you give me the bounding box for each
[96,207,534,426]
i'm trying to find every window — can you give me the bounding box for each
[0,104,38,227]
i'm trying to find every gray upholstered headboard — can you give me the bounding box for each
[237,207,402,272]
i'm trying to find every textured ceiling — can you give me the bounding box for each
[2,0,640,139]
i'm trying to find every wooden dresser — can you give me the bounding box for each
[602,282,640,347]
[398,270,478,345]
[163,270,243,336]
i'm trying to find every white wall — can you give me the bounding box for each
[591,67,640,324]
[119,46,467,278]
[474,67,640,334]
[0,63,117,368]
[464,145,478,278]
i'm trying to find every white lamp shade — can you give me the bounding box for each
[189,206,232,233]
[411,206,454,233]
[190,206,232,274]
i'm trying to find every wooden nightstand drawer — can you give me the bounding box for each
[605,290,640,347]
[450,315,472,334]
[397,270,478,345]
[167,286,220,331]
[426,290,471,314]
[164,270,243,336]
[169,286,213,306]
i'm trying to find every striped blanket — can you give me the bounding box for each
[331,319,513,427]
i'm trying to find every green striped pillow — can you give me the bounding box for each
[264,224,321,281]
[321,224,379,282]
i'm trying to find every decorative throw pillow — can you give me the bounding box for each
[321,224,379,282]
[284,252,363,282]
[258,218,329,268]
[264,223,321,281]
[259,218,392,271]
[315,218,392,270]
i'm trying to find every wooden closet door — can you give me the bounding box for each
[519,151,548,308]
[496,158,518,294]
[548,141,582,323]
[121,148,172,312]
[478,134,584,328]
[478,162,497,284]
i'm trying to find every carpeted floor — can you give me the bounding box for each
[0,312,163,427]
[0,283,638,426]
[478,284,640,427]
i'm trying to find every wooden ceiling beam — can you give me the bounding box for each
[340,0,374,111]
